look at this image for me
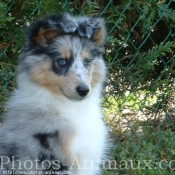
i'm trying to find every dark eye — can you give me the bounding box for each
[84,59,92,67]
[58,59,67,66]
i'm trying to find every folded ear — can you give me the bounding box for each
[35,28,61,47]
[77,17,106,46]
[91,22,106,46]
[25,13,78,49]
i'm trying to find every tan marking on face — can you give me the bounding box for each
[91,71,102,87]
[31,60,90,100]
[54,61,59,69]
[82,48,89,59]
[92,28,104,46]
[61,48,71,60]
[35,28,61,46]
[91,61,105,87]
[31,61,62,94]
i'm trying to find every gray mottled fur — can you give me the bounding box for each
[0,13,108,175]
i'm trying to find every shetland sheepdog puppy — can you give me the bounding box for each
[0,13,107,175]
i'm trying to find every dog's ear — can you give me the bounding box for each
[34,28,61,47]
[77,17,106,46]
[25,13,78,49]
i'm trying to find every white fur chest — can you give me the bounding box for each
[5,87,107,175]
[54,95,107,174]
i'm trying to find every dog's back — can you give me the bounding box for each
[0,13,107,175]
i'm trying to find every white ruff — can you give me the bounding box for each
[2,79,108,175]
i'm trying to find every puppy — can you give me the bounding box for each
[0,13,107,175]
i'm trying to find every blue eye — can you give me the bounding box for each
[58,59,67,66]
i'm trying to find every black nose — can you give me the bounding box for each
[76,85,89,97]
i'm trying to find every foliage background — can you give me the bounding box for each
[1,0,175,174]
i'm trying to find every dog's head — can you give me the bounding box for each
[19,13,106,101]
